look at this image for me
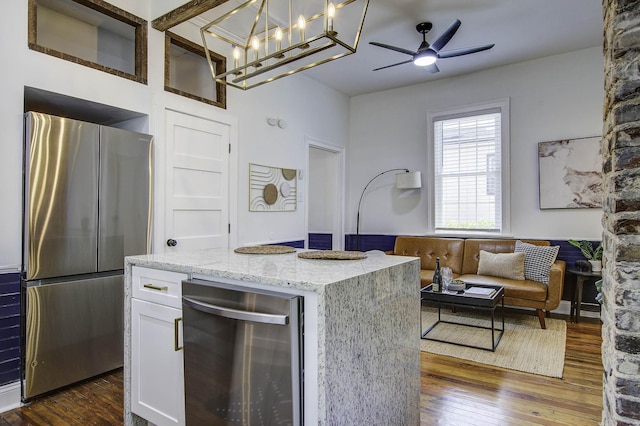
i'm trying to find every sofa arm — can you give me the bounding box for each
[545,259,566,311]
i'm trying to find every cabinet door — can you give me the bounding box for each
[131,299,185,426]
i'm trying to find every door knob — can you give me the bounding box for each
[167,239,177,247]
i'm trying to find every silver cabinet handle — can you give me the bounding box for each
[174,317,183,351]
[182,296,289,325]
[143,283,168,291]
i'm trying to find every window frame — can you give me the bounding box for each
[165,31,227,109]
[28,0,148,84]
[427,98,511,236]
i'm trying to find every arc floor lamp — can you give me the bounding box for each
[355,168,422,251]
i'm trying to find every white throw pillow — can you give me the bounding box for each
[477,250,526,280]
[514,240,560,284]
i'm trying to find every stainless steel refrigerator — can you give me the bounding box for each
[21,111,153,401]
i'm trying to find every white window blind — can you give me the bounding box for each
[434,110,502,232]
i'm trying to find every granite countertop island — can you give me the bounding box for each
[124,248,420,425]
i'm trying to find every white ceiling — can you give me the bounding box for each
[157,0,604,97]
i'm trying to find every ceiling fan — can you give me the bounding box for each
[370,19,495,73]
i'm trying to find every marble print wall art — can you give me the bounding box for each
[249,163,297,211]
[538,136,603,209]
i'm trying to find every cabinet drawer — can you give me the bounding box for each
[132,266,187,309]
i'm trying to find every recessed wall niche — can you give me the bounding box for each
[28,0,148,84]
[165,32,226,109]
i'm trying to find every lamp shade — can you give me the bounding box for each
[395,171,422,189]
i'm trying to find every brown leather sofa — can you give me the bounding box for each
[390,237,566,329]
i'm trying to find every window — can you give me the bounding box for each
[428,99,510,235]
[165,32,227,109]
[29,0,148,84]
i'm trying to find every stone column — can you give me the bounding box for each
[601,0,640,424]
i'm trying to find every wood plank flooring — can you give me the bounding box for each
[0,370,123,425]
[0,315,602,425]
[420,316,603,426]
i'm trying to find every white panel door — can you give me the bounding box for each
[165,110,230,252]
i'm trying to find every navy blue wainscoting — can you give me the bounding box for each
[345,234,398,252]
[552,239,601,304]
[271,240,305,249]
[0,273,21,386]
[308,233,332,250]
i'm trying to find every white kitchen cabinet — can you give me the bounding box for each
[125,251,420,425]
[130,266,187,426]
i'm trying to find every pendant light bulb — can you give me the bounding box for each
[328,3,336,19]
[274,27,285,58]
[232,45,241,72]
[298,15,306,41]
[251,36,260,51]
[251,36,261,66]
[328,3,336,33]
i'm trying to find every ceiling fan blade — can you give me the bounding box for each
[430,19,461,52]
[437,44,495,59]
[369,41,417,57]
[425,63,440,73]
[372,59,414,71]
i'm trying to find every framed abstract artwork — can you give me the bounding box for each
[538,136,603,209]
[249,163,297,211]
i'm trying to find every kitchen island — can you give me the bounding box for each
[124,248,420,425]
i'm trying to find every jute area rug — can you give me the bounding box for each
[420,307,567,378]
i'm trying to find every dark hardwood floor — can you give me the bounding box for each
[0,370,123,425]
[0,314,602,425]
[420,315,603,426]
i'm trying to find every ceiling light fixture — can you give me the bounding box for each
[413,50,437,67]
[201,0,370,90]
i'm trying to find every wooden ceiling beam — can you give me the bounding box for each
[152,0,229,32]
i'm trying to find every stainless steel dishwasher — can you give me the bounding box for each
[182,279,304,425]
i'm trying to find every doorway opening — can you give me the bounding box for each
[306,138,345,250]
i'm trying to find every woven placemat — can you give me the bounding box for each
[297,250,367,260]
[234,245,296,255]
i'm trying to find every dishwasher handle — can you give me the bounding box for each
[182,296,289,325]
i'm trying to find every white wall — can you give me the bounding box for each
[0,0,349,270]
[348,46,604,240]
[309,148,338,233]
[227,76,349,246]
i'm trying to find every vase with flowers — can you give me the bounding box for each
[568,239,603,272]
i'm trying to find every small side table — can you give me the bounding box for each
[567,268,602,323]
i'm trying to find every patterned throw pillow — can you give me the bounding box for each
[477,250,526,280]
[514,240,560,284]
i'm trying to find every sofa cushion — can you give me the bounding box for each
[514,240,560,285]
[458,274,548,302]
[394,237,465,274]
[461,239,550,275]
[477,250,525,280]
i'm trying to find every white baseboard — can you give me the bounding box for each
[0,381,21,413]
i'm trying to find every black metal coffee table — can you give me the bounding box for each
[420,284,504,352]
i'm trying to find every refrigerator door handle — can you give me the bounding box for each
[182,296,289,325]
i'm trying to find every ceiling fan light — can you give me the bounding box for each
[414,51,437,66]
